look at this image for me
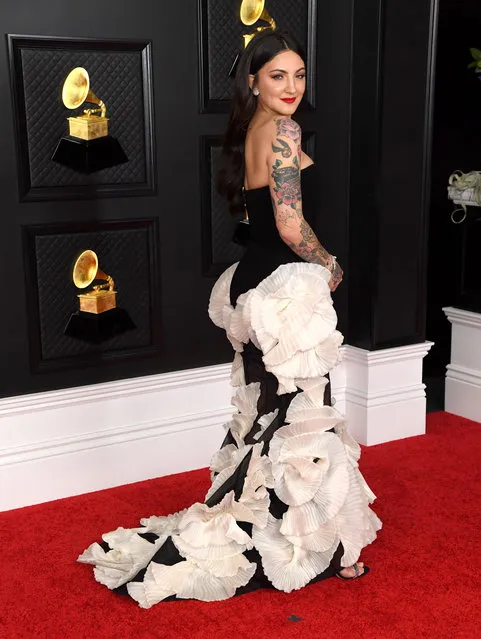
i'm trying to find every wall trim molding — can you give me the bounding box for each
[0,341,433,511]
[443,305,481,330]
[443,306,481,423]
[344,384,426,408]
[0,364,233,512]
[0,407,231,468]
[0,364,230,417]
[332,342,433,446]
[446,363,481,387]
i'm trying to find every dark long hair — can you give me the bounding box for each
[216,30,306,216]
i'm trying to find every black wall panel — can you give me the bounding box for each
[23,219,159,371]
[8,36,155,201]
[425,0,481,377]
[348,0,437,350]
[0,0,436,398]
[375,0,437,347]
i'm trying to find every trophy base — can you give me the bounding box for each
[78,290,117,314]
[64,308,136,343]
[51,135,128,174]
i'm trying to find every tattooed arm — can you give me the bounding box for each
[268,117,343,290]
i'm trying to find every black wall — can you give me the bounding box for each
[348,0,437,350]
[0,0,436,399]
[426,0,481,378]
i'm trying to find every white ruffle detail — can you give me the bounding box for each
[334,420,361,466]
[238,444,274,529]
[207,443,272,528]
[250,263,334,356]
[247,263,343,393]
[208,261,243,352]
[230,352,245,387]
[209,443,244,476]
[229,291,252,345]
[252,514,338,592]
[210,262,344,394]
[295,376,328,401]
[228,382,260,446]
[266,331,344,394]
[77,527,166,590]
[241,289,261,349]
[206,444,253,500]
[127,488,266,608]
[336,463,382,567]
[174,492,253,560]
[356,469,377,503]
[284,518,337,552]
[206,381,260,487]
[139,510,187,535]
[269,424,347,507]
[286,399,344,430]
[208,262,238,329]
[127,553,256,607]
[253,409,279,441]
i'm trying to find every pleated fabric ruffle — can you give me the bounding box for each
[78,262,381,607]
[209,262,344,393]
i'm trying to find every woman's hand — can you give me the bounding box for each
[329,260,343,292]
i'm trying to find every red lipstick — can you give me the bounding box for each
[281,97,296,103]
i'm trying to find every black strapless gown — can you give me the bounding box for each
[78,164,381,607]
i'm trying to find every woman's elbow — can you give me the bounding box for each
[277,226,298,246]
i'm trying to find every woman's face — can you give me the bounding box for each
[249,49,306,117]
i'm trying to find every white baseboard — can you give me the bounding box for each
[331,342,433,446]
[0,341,433,511]
[443,306,481,423]
[0,365,233,512]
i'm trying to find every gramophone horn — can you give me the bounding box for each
[240,0,276,29]
[73,250,112,290]
[62,67,106,118]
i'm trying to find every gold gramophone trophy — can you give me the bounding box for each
[73,249,117,314]
[229,1,277,77]
[63,67,109,141]
[51,67,127,173]
[64,249,135,343]
[240,0,276,48]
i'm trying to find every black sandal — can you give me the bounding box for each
[336,562,370,581]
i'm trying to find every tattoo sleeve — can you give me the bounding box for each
[286,219,332,264]
[269,118,332,268]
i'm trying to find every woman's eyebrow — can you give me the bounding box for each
[269,67,306,73]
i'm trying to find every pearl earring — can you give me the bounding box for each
[252,87,259,96]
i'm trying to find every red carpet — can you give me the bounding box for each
[1,411,480,639]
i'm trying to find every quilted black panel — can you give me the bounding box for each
[206,0,245,101]
[20,47,146,187]
[31,224,155,361]
[204,0,309,102]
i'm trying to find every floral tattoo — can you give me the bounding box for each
[275,118,301,142]
[271,158,301,210]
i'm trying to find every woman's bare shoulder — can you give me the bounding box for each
[245,119,303,187]
[252,117,302,141]
[246,118,301,161]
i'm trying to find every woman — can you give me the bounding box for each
[78,30,381,607]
